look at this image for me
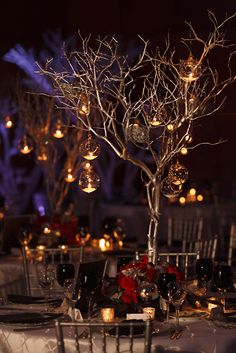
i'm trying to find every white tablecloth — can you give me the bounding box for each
[0,316,236,353]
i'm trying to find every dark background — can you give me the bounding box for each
[0,0,235,200]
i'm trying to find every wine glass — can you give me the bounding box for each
[213,263,233,311]
[168,282,186,331]
[37,264,55,307]
[56,263,75,297]
[195,258,213,292]
[157,272,176,323]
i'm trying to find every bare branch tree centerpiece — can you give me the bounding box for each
[39,12,236,264]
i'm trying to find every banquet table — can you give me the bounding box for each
[0,313,235,353]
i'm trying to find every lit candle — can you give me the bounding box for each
[100,308,115,322]
[143,307,155,320]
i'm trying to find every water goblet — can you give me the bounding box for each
[37,264,55,307]
[56,263,75,298]
[213,263,233,311]
[196,258,213,292]
[157,272,176,324]
[168,282,186,331]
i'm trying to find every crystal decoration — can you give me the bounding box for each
[161,176,182,198]
[4,115,14,128]
[77,92,90,116]
[179,55,201,82]
[79,134,100,160]
[128,123,149,144]
[65,168,76,183]
[18,135,33,154]
[36,139,50,161]
[168,162,188,185]
[52,119,64,139]
[78,166,100,193]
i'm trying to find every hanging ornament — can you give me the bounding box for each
[168,162,188,185]
[78,165,100,193]
[64,168,76,183]
[79,134,100,160]
[77,92,90,116]
[166,123,175,132]
[128,122,149,144]
[161,176,182,198]
[18,135,34,154]
[145,107,165,127]
[52,119,64,139]
[179,54,201,82]
[36,139,50,161]
[185,134,193,143]
[180,147,188,155]
[4,115,14,128]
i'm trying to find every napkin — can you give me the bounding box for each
[0,312,62,324]
[8,294,62,306]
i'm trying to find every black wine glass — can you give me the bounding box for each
[56,263,75,294]
[213,263,233,311]
[195,258,213,291]
[157,272,176,323]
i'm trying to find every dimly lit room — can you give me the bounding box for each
[0,1,235,351]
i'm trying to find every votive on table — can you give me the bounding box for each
[143,307,155,320]
[100,307,115,322]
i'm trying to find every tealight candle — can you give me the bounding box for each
[143,307,155,320]
[100,308,115,322]
[208,297,218,311]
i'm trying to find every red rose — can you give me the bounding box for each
[166,264,184,281]
[122,290,138,304]
[120,276,137,291]
[146,267,156,282]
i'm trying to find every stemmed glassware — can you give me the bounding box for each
[168,282,186,331]
[37,264,55,308]
[157,273,176,324]
[195,258,213,293]
[213,263,233,311]
[56,263,75,297]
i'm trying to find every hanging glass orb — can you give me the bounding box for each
[4,115,14,128]
[180,147,188,155]
[65,168,76,183]
[161,176,182,198]
[52,119,64,139]
[146,108,165,127]
[128,123,149,144]
[179,55,201,82]
[168,162,188,185]
[166,123,175,132]
[36,139,50,161]
[78,168,100,193]
[77,92,90,116]
[79,134,100,160]
[185,134,193,143]
[18,135,33,154]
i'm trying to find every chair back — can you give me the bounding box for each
[158,251,200,280]
[228,223,236,266]
[167,216,203,248]
[182,236,218,260]
[55,319,153,353]
[22,246,83,296]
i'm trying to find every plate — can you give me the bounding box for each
[0,312,62,325]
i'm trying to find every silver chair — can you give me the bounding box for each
[228,223,236,266]
[182,236,218,260]
[55,319,153,353]
[167,216,204,248]
[158,251,200,280]
[22,246,83,296]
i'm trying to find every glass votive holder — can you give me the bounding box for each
[100,307,115,322]
[143,307,155,320]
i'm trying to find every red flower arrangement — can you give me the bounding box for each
[114,255,158,304]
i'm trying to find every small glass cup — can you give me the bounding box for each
[100,307,115,322]
[143,307,155,320]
